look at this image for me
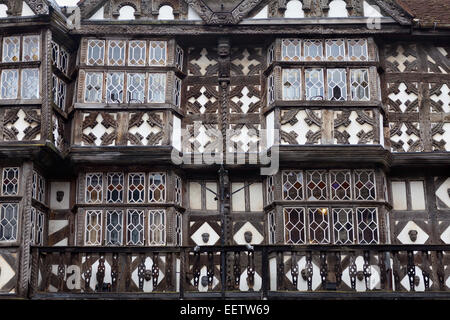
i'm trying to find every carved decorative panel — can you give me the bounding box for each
[81,112,118,146]
[230,86,261,113]
[228,124,261,152]
[387,82,419,113]
[389,121,423,152]
[127,112,164,146]
[184,123,220,153]
[188,48,218,76]
[187,85,219,114]
[385,44,418,73]
[280,109,322,145]
[334,110,375,145]
[230,48,262,76]
[2,108,41,141]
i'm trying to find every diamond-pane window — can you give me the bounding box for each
[174,76,182,107]
[306,170,328,200]
[106,210,123,245]
[30,207,36,245]
[354,170,376,200]
[266,175,275,204]
[107,40,125,66]
[329,170,352,200]
[0,203,18,242]
[282,170,303,200]
[149,209,166,245]
[267,43,275,66]
[332,208,354,244]
[351,69,370,101]
[308,208,330,244]
[87,40,105,65]
[35,210,45,246]
[356,207,378,244]
[2,37,20,62]
[53,76,66,109]
[84,72,103,103]
[127,209,144,245]
[85,173,103,203]
[59,47,69,74]
[21,69,40,99]
[31,171,46,203]
[148,73,166,103]
[304,40,323,61]
[326,39,345,61]
[126,73,145,103]
[282,39,301,61]
[85,210,102,245]
[284,207,305,244]
[348,39,368,61]
[22,35,40,62]
[175,211,182,245]
[305,68,324,100]
[268,211,276,244]
[267,74,275,104]
[107,172,123,203]
[106,72,124,103]
[175,45,184,70]
[282,69,301,100]
[149,41,167,66]
[175,175,182,206]
[51,41,59,65]
[327,69,347,101]
[128,173,145,203]
[2,167,19,196]
[1,69,19,99]
[149,172,166,203]
[128,40,146,66]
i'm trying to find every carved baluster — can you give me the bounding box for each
[392,251,401,291]
[378,251,387,290]
[96,254,105,292]
[207,252,214,289]
[363,251,372,291]
[83,254,92,292]
[152,253,160,290]
[291,251,299,288]
[247,251,255,291]
[233,251,240,289]
[193,252,201,287]
[111,253,119,292]
[349,252,357,290]
[166,252,173,291]
[436,251,445,291]
[334,251,342,289]
[57,253,66,292]
[421,251,430,291]
[320,251,328,290]
[277,251,284,290]
[305,251,313,291]
[137,253,146,290]
[407,251,416,292]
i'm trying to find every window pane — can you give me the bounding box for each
[2,167,19,195]
[148,73,166,103]
[107,172,124,203]
[148,172,166,203]
[149,209,165,245]
[149,41,167,66]
[22,35,40,61]
[351,69,370,101]
[1,69,19,99]
[282,69,301,100]
[106,210,123,245]
[84,72,103,102]
[87,40,105,65]
[107,40,125,66]
[128,173,145,203]
[106,72,124,103]
[175,45,184,70]
[326,39,345,61]
[304,40,323,61]
[284,207,305,244]
[128,40,146,66]
[332,208,354,244]
[306,170,328,200]
[173,76,182,107]
[308,207,330,244]
[305,69,324,100]
[2,37,20,62]
[283,170,303,200]
[21,69,40,99]
[85,173,103,203]
[354,170,376,200]
[126,73,145,103]
[127,209,144,245]
[327,69,347,101]
[281,39,301,61]
[356,207,378,244]
[85,210,102,245]
[348,39,368,61]
[0,203,19,242]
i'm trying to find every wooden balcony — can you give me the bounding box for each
[29,245,450,299]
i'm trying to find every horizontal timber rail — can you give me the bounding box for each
[29,245,450,299]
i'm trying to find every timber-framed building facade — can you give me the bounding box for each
[0,0,449,299]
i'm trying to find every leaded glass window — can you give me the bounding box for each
[107,40,126,66]
[175,175,182,206]
[148,73,166,103]
[348,39,368,61]
[173,76,182,107]
[126,73,145,103]
[87,40,105,65]
[267,74,274,104]
[304,40,323,61]
[35,210,45,246]
[356,207,378,244]
[327,69,347,101]
[51,41,59,65]
[59,47,69,74]
[85,210,102,245]
[175,211,182,246]
[283,170,304,200]
[127,209,144,245]
[106,72,124,103]
[306,170,328,200]
[2,36,20,62]
[281,39,301,61]
[32,171,46,203]
[350,69,370,101]
[1,69,19,99]
[22,35,40,62]
[53,75,66,109]
[267,43,274,66]
[149,209,166,245]
[30,207,36,245]
[106,210,123,245]
[268,211,276,244]
[85,173,103,203]
[284,207,305,244]
[0,203,18,242]
[282,69,301,100]
[148,172,166,203]
[308,207,330,244]
[128,173,145,203]
[332,208,354,244]
[107,172,123,203]
[354,170,376,200]
[128,40,146,66]
[84,72,103,103]
[149,41,167,66]
[326,39,346,61]
[305,68,324,100]
[2,167,19,195]
[21,69,40,99]
[175,45,184,70]
[329,170,352,200]
[266,175,274,204]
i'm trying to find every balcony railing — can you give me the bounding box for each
[29,245,450,299]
